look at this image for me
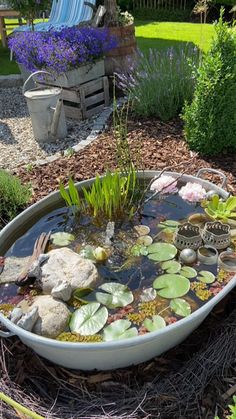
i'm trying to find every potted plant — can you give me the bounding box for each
[103,1,137,75]
[9,26,117,87]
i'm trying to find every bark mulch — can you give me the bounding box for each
[2,116,235,419]
[16,116,236,201]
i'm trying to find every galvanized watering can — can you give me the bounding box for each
[23,71,67,143]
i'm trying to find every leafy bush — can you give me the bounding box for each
[117,45,199,121]
[0,170,31,226]
[133,8,192,22]
[182,11,236,155]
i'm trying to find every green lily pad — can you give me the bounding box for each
[157,220,179,234]
[147,243,177,262]
[103,319,138,342]
[140,287,157,302]
[134,225,150,236]
[131,244,148,257]
[73,287,93,304]
[70,302,108,336]
[161,260,181,274]
[79,245,96,261]
[143,315,166,332]
[96,282,134,309]
[198,270,215,284]
[51,232,75,246]
[170,298,191,317]
[153,274,190,298]
[180,266,197,279]
[137,235,153,246]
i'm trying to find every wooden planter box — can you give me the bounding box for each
[45,60,105,88]
[38,76,110,120]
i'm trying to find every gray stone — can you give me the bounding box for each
[17,306,39,332]
[0,256,30,284]
[31,295,70,338]
[10,307,23,324]
[51,280,72,302]
[40,248,98,294]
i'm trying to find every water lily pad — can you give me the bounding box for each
[73,287,93,304]
[51,232,75,246]
[137,235,153,246]
[103,319,138,341]
[170,298,191,317]
[134,225,150,236]
[143,315,166,332]
[96,282,134,309]
[79,245,96,261]
[153,274,190,298]
[157,220,179,234]
[180,266,197,279]
[70,302,108,336]
[131,244,148,257]
[148,243,177,262]
[139,287,157,302]
[198,270,215,284]
[161,260,181,274]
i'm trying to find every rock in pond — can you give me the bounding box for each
[0,256,30,284]
[17,306,39,332]
[51,280,72,302]
[39,248,98,294]
[31,295,70,339]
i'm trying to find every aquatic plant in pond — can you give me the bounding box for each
[205,195,236,222]
[1,175,236,346]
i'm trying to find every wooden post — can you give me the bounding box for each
[0,16,7,48]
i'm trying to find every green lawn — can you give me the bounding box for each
[135,21,215,53]
[0,19,215,76]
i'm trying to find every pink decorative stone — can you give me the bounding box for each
[179,182,206,203]
[150,175,178,194]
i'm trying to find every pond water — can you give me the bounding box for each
[0,180,235,342]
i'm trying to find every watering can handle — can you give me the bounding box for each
[196,168,227,189]
[22,70,58,95]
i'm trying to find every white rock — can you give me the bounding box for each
[40,248,98,294]
[17,307,39,332]
[51,280,72,302]
[31,295,70,338]
[10,307,23,324]
[0,256,30,284]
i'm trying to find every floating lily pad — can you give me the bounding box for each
[161,260,181,274]
[148,243,177,262]
[137,235,153,246]
[170,298,191,317]
[96,282,134,309]
[143,315,166,332]
[131,244,148,257]
[73,287,93,304]
[153,274,190,298]
[198,270,215,284]
[134,225,150,236]
[51,232,75,246]
[157,220,179,234]
[139,287,157,302]
[180,266,197,279]
[103,319,138,341]
[79,245,96,261]
[70,302,108,336]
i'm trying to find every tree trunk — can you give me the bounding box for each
[104,0,119,27]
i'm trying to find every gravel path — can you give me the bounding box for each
[0,87,95,170]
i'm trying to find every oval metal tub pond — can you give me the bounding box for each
[0,170,235,371]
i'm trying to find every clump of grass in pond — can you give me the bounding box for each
[59,177,83,216]
[82,169,138,221]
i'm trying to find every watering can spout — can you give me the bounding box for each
[50,98,63,138]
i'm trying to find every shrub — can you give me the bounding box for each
[182,11,236,155]
[117,45,199,121]
[0,170,31,226]
[8,0,50,29]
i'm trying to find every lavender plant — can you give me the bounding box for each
[9,27,117,75]
[117,46,199,121]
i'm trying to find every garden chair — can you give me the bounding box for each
[14,0,96,32]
